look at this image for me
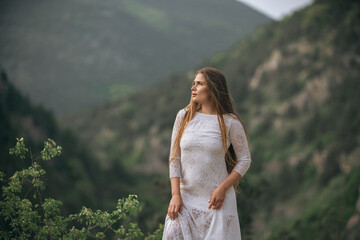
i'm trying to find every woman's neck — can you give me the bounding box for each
[199,104,217,115]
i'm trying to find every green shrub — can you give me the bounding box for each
[0,137,163,239]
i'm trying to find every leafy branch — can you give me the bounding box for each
[1,137,164,239]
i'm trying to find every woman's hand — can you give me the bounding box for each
[208,185,226,210]
[168,194,183,220]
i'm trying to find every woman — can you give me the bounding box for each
[162,67,252,240]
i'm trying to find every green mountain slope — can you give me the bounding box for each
[0,70,139,215]
[0,0,271,116]
[0,70,176,234]
[60,0,360,238]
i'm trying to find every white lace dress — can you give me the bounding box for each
[162,109,251,240]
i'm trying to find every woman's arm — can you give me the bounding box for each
[168,177,183,220]
[208,171,242,210]
[208,117,251,210]
[167,109,185,219]
[169,109,184,179]
[228,117,251,177]
[171,177,181,196]
[219,170,242,191]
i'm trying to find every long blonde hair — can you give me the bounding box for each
[169,67,251,192]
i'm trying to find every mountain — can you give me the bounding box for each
[0,0,271,116]
[0,69,181,234]
[60,0,360,238]
[0,70,140,215]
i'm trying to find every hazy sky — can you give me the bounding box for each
[237,0,314,20]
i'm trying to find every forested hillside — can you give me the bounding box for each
[60,0,360,238]
[0,70,174,234]
[0,71,139,215]
[0,0,270,116]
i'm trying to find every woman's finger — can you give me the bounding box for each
[213,200,223,209]
[169,206,174,220]
[208,200,214,209]
[174,206,179,217]
[209,199,218,209]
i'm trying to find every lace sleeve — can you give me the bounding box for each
[169,109,185,179]
[229,117,251,178]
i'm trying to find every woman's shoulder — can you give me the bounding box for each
[225,113,244,129]
[175,108,187,119]
[225,112,238,120]
[178,108,186,114]
[177,108,186,115]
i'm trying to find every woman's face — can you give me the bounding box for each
[191,73,211,104]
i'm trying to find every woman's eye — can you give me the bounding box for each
[192,82,203,86]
